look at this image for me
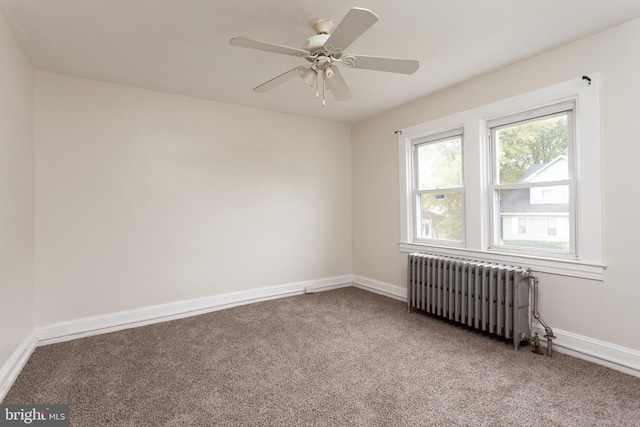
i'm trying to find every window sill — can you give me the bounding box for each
[399,242,606,281]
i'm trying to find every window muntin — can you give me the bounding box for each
[412,131,464,243]
[489,106,575,256]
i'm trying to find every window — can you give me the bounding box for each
[514,217,563,238]
[547,218,558,236]
[489,104,574,256]
[398,75,604,280]
[413,130,464,243]
[518,218,528,234]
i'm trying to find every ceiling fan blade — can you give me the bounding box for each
[324,67,352,101]
[343,55,419,74]
[253,66,309,93]
[230,36,309,57]
[324,8,378,53]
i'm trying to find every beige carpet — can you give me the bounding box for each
[4,287,640,426]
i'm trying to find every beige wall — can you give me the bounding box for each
[0,9,35,368]
[34,72,352,325]
[352,17,640,351]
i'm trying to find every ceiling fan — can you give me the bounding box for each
[229,7,419,105]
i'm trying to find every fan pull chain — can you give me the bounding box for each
[322,75,326,106]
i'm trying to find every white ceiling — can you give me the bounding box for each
[2,0,640,124]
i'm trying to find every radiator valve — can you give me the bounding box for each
[544,327,556,357]
[530,275,554,357]
[531,332,544,355]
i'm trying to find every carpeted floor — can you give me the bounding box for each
[4,287,640,426]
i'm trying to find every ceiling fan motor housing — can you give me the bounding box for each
[304,34,330,55]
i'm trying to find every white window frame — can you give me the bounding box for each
[487,102,576,259]
[412,128,465,246]
[398,74,605,280]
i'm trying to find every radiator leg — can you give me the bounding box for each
[407,256,412,313]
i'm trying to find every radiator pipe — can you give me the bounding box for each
[530,275,555,357]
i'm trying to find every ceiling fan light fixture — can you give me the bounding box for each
[300,68,317,86]
[324,66,339,89]
[324,65,335,79]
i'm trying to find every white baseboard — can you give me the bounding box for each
[530,323,640,378]
[352,275,406,301]
[37,275,352,346]
[0,330,37,402]
[303,279,352,294]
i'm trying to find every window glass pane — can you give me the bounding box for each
[518,218,527,234]
[529,218,546,235]
[496,189,569,252]
[530,185,568,204]
[418,192,463,241]
[417,137,462,190]
[496,113,569,184]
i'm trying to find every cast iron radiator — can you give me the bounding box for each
[407,253,531,350]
